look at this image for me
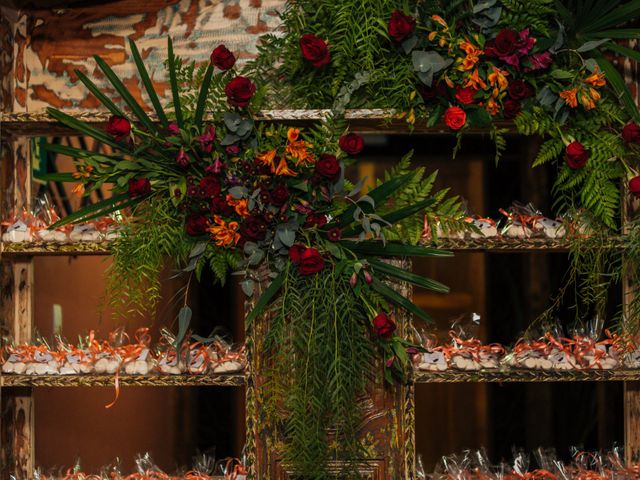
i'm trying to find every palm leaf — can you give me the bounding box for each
[49,193,131,228]
[93,55,158,134]
[593,53,640,121]
[370,279,433,323]
[47,108,133,151]
[75,70,125,118]
[589,28,640,38]
[167,37,184,127]
[583,1,640,32]
[129,38,169,127]
[34,172,76,182]
[367,258,450,293]
[338,240,452,257]
[195,63,214,127]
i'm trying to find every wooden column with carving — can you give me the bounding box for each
[0,7,35,478]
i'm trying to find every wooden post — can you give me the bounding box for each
[0,8,35,478]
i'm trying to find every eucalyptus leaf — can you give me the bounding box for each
[240,279,255,297]
[229,186,248,199]
[248,248,265,266]
[358,195,375,208]
[244,241,258,255]
[224,112,242,131]
[576,38,610,53]
[189,242,207,258]
[173,306,192,347]
[277,227,296,247]
[221,133,240,146]
[401,35,418,54]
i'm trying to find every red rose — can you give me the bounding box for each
[503,99,522,119]
[388,10,415,43]
[185,214,208,236]
[629,176,640,198]
[507,80,534,100]
[200,176,221,197]
[288,244,306,263]
[305,213,328,228]
[240,215,267,241]
[565,141,589,169]
[298,247,325,276]
[224,76,256,108]
[443,106,466,130]
[270,185,289,206]
[211,196,234,216]
[210,44,236,71]
[315,154,341,181]
[327,227,342,242]
[418,81,447,102]
[623,122,640,144]
[372,312,396,339]
[128,178,150,197]
[299,34,330,68]
[338,133,364,155]
[493,28,518,56]
[106,115,131,141]
[455,87,477,105]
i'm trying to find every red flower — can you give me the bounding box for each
[198,125,216,153]
[327,227,342,242]
[339,133,364,155]
[629,176,640,198]
[299,34,330,68]
[507,80,534,100]
[565,141,589,169]
[372,312,396,339]
[128,178,150,197]
[185,214,208,236]
[200,176,221,197]
[210,44,236,71]
[288,244,306,263]
[492,28,518,57]
[388,10,415,43]
[623,122,640,144]
[503,99,522,119]
[176,147,190,168]
[315,154,341,181]
[226,145,241,155]
[168,123,180,135]
[239,215,267,241]
[224,76,256,108]
[305,213,328,228]
[455,87,477,105]
[298,247,325,276]
[418,81,447,102]
[270,185,290,206]
[211,196,234,216]
[529,51,553,71]
[106,116,131,141]
[443,106,466,130]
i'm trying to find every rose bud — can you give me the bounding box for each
[372,312,396,339]
[288,244,306,264]
[363,270,373,285]
[167,123,180,135]
[210,44,236,71]
[338,133,365,155]
[297,247,325,276]
[176,147,190,168]
[350,272,358,288]
[565,141,589,169]
[385,357,395,368]
[106,115,131,141]
[623,122,640,144]
[224,75,256,108]
[299,34,330,68]
[629,175,640,198]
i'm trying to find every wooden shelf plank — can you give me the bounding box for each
[430,237,625,252]
[1,373,245,387]
[414,369,640,383]
[1,241,111,256]
[0,109,517,137]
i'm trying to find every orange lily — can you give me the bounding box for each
[256,150,277,172]
[71,183,85,197]
[589,87,601,102]
[287,127,300,142]
[275,157,298,176]
[208,215,240,247]
[488,66,509,91]
[585,68,606,88]
[233,198,251,217]
[559,88,578,108]
[431,14,447,28]
[580,90,596,110]
[464,68,487,90]
[486,98,500,116]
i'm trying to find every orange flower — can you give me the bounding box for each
[71,183,85,197]
[459,54,479,72]
[459,39,482,57]
[585,69,606,88]
[428,31,438,41]
[275,157,297,176]
[580,90,596,110]
[487,66,508,91]
[286,140,315,166]
[589,87,601,102]
[431,14,447,27]
[464,68,487,90]
[287,128,300,142]
[208,215,240,247]
[486,98,500,116]
[256,150,277,172]
[233,198,251,217]
[559,88,578,108]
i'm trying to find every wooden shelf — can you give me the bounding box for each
[0,109,517,137]
[1,373,245,387]
[1,241,111,256]
[414,369,640,383]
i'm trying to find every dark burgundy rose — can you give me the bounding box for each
[185,214,208,236]
[270,185,289,206]
[299,34,330,68]
[338,133,364,155]
[288,244,306,264]
[503,99,522,119]
[315,154,341,181]
[629,176,640,198]
[388,10,415,43]
[327,227,342,242]
[106,116,131,141]
[128,178,151,197]
[565,141,589,169]
[623,122,640,144]
[305,213,328,228]
[507,80,534,100]
[224,76,256,108]
[493,28,518,56]
[372,312,396,339]
[198,125,216,154]
[418,81,447,102]
[297,247,325,275]
[210,44,236,71]
[226,144,241,155]
[240,215,268,241]
[199,176,221,197]
[211,196,234,216]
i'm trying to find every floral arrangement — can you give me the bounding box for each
[40,38,466,477]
